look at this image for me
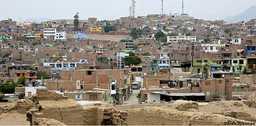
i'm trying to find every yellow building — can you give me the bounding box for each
[89,26,103,33]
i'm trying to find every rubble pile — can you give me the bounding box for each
[0,103,15,114]
[174,100,199,111]
[198,100,256,122]
[101,108,128,125]
[15,99,33,113]
[35,99,85,125]
[37,89,67,101]
[125,107,255,125]
[244,92,256,108]
[223,111,256,122]
[33,118,66,126]
[244,100,256,108]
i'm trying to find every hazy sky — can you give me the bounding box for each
[1,0,256,21]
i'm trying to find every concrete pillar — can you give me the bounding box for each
[224,74,233,100]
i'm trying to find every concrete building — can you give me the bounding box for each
[201,41,225,53]
[43,28,66,41]
[55,32,66,41]
[151,53,170,73]
[43,28,56,40]
[167,34,196,43]
[116,52,129,69]
[230,37,242,45]
[43,59,88,71]
[89,26,103,33]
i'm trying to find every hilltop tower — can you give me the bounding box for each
[182,0,185,15]
[161,0,164,16]
[130,0,136,18]
[74,12,79,32]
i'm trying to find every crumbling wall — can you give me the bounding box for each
[15,99,33,113]
[37,89,67,100]
[35,104,128,125]
[125,107,254,125]
[37,106,85,125]
[83,107,102,125]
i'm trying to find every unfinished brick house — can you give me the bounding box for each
[45,69,130,101]
[141,71,233,102]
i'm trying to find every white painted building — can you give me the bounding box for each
[43,28,66,41]
[116,52,129,69]
[201,41,225,53]
[110,80,117,95]
[43,59,88,70]
[55,32,66,41]
[25,86,47,98]
[158,53,170,69]
[230,37,242,45]
[167,34,196,43]
[43,28,56,39]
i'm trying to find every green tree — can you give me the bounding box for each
[142,26,151,36]
[16,76,26,86]
[0,81,16,94]
[104,22,115,33]
[124,52,142,66]
[129,28,143,40]
[37,71,50,80]
[155,31,167,42]
[97,57,110,64]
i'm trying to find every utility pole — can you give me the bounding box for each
[192,43,194,68]
[96,70,98,100]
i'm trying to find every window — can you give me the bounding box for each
[70,63,75,68]
[80,85,84,89]
[131,67,137,72]
[239,60,244,64]
[75,94,82,100]
[16,73,21,77]
[29,72,35,76]
[233,60,238,64]
[63,64,68,68]
[50,64,55,68]
[56,64,62,68]
[197,60,202,63]
[111,84,116,90]
[197,69,201,73]
[210,46,213,50]
[87,71,93,75]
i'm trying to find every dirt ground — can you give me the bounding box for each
[0,111,29,125]
[117,100,256,125]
